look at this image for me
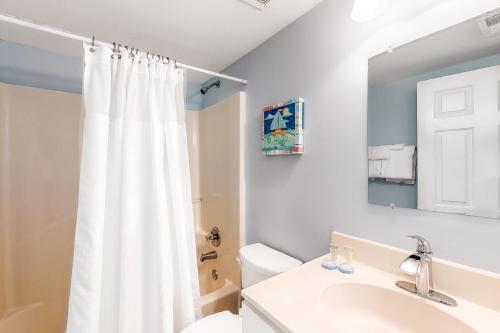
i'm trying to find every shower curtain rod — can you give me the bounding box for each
[0,13,249,85]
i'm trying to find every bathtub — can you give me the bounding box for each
[0,302,56,333]
[201,279,240,316]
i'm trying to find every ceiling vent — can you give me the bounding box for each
[239,0,271,10]
[477,10,500,37]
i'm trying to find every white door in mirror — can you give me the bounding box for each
[417,65,500,218]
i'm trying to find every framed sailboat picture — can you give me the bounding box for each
[262,98,304,156]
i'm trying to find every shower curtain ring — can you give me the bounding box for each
[113,43,122,59]
[89,36,96,52]
[136,49,141,63]
[117,43,122,59]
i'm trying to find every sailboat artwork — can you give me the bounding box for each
[262,98,304,155]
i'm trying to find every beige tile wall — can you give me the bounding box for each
[186,92,245,315]
[199,92,243,290]
[0,83,9,316]
[0,83,81,332]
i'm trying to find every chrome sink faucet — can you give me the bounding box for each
[396,235,457,306]
[399,235,433,293]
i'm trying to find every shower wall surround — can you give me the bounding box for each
[0,82,81,332]
[202,0,500,272]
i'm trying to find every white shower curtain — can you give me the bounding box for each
[67,44,201,333]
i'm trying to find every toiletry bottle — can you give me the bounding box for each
[339,247,355,274]
[329,244,338,263]
[321,244,338,270]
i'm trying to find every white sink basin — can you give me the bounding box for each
[242,233,500,333]
[320,283,475,333]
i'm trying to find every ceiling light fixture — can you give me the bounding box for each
[351,0,389,22]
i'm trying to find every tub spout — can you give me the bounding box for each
[200,251,218,262]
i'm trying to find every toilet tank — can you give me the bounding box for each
[239,243,302,288]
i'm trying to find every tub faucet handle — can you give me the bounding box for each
[206,227,221,247]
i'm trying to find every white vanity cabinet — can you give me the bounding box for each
[241,302,284,333]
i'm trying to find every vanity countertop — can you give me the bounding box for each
[241,233,500,333]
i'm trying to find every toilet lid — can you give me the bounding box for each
[239,243,302,276]
[181,311,242,333]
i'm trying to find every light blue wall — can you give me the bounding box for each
[201,77,246,109]
[0,40,83,93]
[201,0,500,273]
[368,53,500,209]
[0,40,203,110]
[185,82,203,111]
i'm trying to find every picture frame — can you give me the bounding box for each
[262,98,304,156]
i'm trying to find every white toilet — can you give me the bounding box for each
[182,243,302,333]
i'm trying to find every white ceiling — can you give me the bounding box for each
[369,10,500,86]
[375,0,443,23]
[0,0,323,82]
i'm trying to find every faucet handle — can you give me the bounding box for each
[408,235,432,254]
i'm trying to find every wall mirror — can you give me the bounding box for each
[368,9,500,219]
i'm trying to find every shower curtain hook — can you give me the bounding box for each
[89,36,96,52]
[116,43,122,59]
[111,42,117,59]
[136,49,141,63]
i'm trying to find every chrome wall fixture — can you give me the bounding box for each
[206,227,221,247]
[200,251,218,263]
[200,80,221,95]
[211,269,219,280]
